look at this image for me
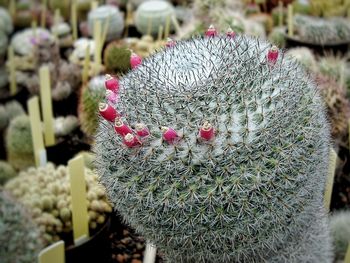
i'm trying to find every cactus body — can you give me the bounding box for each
[95,35,332,262]
[330,211,350,260]
[0,160,16,185]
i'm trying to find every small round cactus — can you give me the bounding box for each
[5,163,112,245]
[87,5,124,41]
[104,43,132,74]
[78,75,106,138]
[0,160,16,185]
[95,33,332,262]
[54,115,80,137]
[0,7,13,35]
[0,190,44,263]
[5,115,35,170]
[268,26,286,48]
[330,211,350,260]
[135,0,175,36]
[285,47,317,72]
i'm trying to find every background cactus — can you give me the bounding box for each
[87,5,124,41]
[285,47,317,72]
[95,35,332,262]
[0,7,12,35]
[0,160,16,185]
[0,101,25,132]
[78,75,106,138]
[104,43,132,74]
[135,0,175,36]
[268,26,286,48]
[4,163,112,245]
[0,190,44,263]
[54,115,80,137]
[330,211,350,260]
[5,115,35,170]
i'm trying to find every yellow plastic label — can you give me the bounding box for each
[8,45,17,95]
[324,148,337,211]
[38,240,65,263]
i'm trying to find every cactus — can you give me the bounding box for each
[285,47,317,72]
[87,5,124,41]
[318,55,348,84]
[5,115,35,170]
[135,0,175,36]
[0,101,25,132]
[0,160,16,185]
[309,0,350,17]
[293,14,350,44]
[78,75,106,138]
[0,30,7,57]
[104,43,132,74]
[4,163,112,245]
[330,211,350,260]
[54,115,80,137]
[95,34,333,262]
[0,7,13,35]
[0,190,44,263]
[268,26,286,48]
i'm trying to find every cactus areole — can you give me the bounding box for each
[95,33,332,262]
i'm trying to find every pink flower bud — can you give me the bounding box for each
[99,103,118,122]
[205,25,218,37]
[199,122,215,141]
[166,38,176,48]
[161,127,179,144]
[114,118,133,136]
[106,90,118,104]
[267,46,279,65]
[105,75,119,92]
[135,123,150,137]
[130,53,142,69]
[226,27,236,38]
[123,133,141,148]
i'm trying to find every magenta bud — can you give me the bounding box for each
[205,25,218,37]
[105,75,119,92]
[106,90,118,104]
[135,123,150,137]
[123,133,141,148]
[161,127,179,144]
[199,122,215,141]
[267,46,279,65]
[166,38,176,48]
[114,118,133,137]
[226,27,236,38]
[99,103,118,122]
[130,53,142,69]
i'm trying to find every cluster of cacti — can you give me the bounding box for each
[0,101,25,132]
[54,115,80,137]
[104,43,132,74]
[293,14,350,44]
[78,75,106,138]
[4,163,112,245]
[87,5,124,41]
[5,115,35,170]
[0,190,45,263]
[135,0,175,36]
[309,0,350,17]
[330,211,350,260]
[0,160,16,185]
[95,32,332,262]
[314,74,350,147]
[285,47,317,72]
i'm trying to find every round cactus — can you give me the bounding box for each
[135,0,175,36]
[5,163,112,245]
[0,30,8,57]
[6,115,35,170]
[0,160,16,185]
[78,75,106,138]
[95,33,332,262]
[0,190,44,263]
[87,5,124,41]
[330,211,350,260]
[285,47,317,72]
[0,7,13,35]
[268,26,286,48]
[104,43,132,74]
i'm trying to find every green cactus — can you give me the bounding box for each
[330,211,350,260]
[135,0,175,36]
[0,190,44,263]
[54,115,79,137]
[318,55,348,85]
[5,115,35,170]
[87,5,124,41]
[0,101,26,132]
[4,163,112,245]
[95,35,332,262]
[104,43,132,74]
[0,160,16,185]
[285,47,317,72]
[0,7,13,35]
[78,75,106,138]
[268,27,286,48]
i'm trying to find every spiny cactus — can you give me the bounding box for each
[0,7,13,35]
[95,32,333,262]
[318,55,349,85]
[104,43,132,74]
[285,47,317,72]
[5,163,112,245]
[6,115,35,170]
[268,26,286,48]
[330,211,350,260]
[0,190,44,263]
[78,75,106,138]
[135,0,175,36]
[0,160,16,185]
[0,101,25,131]
[54,115,80,137]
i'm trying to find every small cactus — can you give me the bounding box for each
[285,47,317,72]
[0,160,16,185]
[330,211,350,260]
[103,43,132,74]
[54,115,79,137]
[0,190,44,263]
[5,115,35,170]
[95,33,332,262]
[0,7,13,35]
